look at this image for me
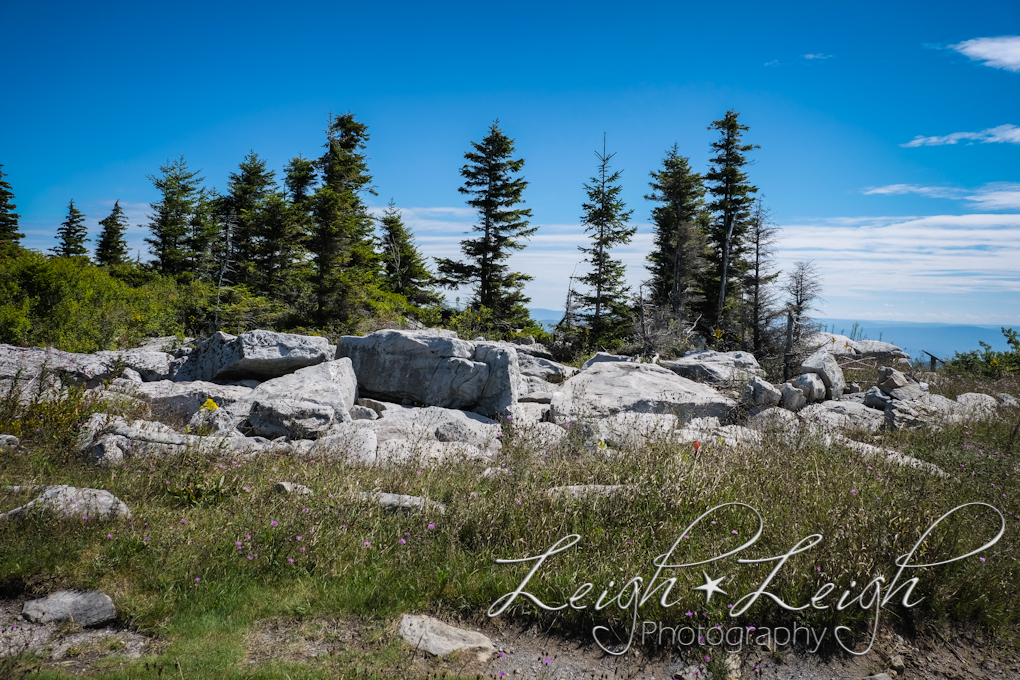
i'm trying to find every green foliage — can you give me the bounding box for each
[51,199,90,258]
[645,144,708,319]
[0,249,188,352]
[377,200,441,307]
[435,121,537,330]
[95,200,130,266]
[145,155,209,277]
[573,141,636,351]
[947,328,1020,378]
[701,110,760,335]
[220,151,279,287]
[0,164,23,247]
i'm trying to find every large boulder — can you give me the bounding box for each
[580,352,631,370]
[363,404,502,451]
[798,348,846,401]
[790,373,826,403]
[779,382,807,411]
[660,350,763,385]
[801,332,862,355]
[105,379,254,421]
[549,361,735,423]
[174,330,333,382]
[94,349,174,382]
[22,591,116,627]
[799,400,885,433]
[0,485,132,521]
[516,353,577,383]
[856,339,910,361]
[0,344,117,402]
[246,359,358,439]
[336,330,520,417]
[81,415,270,464]
[741,376,782,408]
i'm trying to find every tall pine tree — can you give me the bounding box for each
[95,200,129,266]
[221,151,277,287]
[702,110,759,335]
[309,112,380,326]
[741,197,783,355]
[645,145,708,319]
[52,200,89,257]
[377,201,440,307]
[435,121,537,328]
[0,165,23,247]
[575,139,636,350]
[255,192,309,302]
[145,156,207,276]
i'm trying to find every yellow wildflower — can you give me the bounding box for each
[202,399,219,412]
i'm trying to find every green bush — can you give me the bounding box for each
[947,327,1020,378]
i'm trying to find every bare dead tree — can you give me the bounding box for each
[783,260,824,343]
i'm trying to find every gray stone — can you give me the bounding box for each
[845,382,861,394]
[174,330,333,382]
[274,481,314,495]
[0,485,132,521]
[516,352,576,383]
[519,390,555,404]
[22,591,116,627]
[357,398,394,416]
[862,674,894,680]
[186,407,237,436]
[399,614,493,663]
[508,402,551,427]
[105,379,254,422]
[798,348,846,400]
[336,330,520,417]
[303,425,379,464]
[857,339,910,361]
[246,359,358,439]
[864,386,891,410]
[888,383,928,402]
[956,392,999,415]
[741,376,782,408]
[368,405,502,451]
[549,361,736,423]
[358,492,445,514]
[95,349,174,382]
[0,434,20,449]
[580,352,630,370]
[349,405,378,420]
[376,439,490,464]
[779,382,807,411]
[595,412,680,449]
[790,373,826,402]
[660,350,763,385]
[748,406,800,430]
[84,417,269,464]
[801,332,862,355]
[0,344,116,402]
[799,400,885,433]
[877,367,910,392]
[997,392,1019,408]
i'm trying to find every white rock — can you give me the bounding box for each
[798,348,846,401]
[779,382,806,411]
[790,373,826,402]
[247,359,358,439]
[956,392,999,415]
[399,614,494,663]
[801,332,862,355]
[660,350,764,385]
[174,330,332,382]
[105,379,254,422]
[550,362,735,423]
[580,352,630,370]
[274,482,314,495]
[22,591,116,627]
[741,376,782,408]
[304,425,379,464]
[1,485,131,521]
[799,400,885,433]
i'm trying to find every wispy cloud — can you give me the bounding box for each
[950,35,1020,72]
[862,182,1020,210]
[803,53,833,60]
[901,123,1020,147]
[764,60,780,67]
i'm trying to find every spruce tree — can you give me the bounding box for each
[741,197,783,355]
[222,151,277,286]
[575,140,636,350]
[309,112,380,326]
[52,199,89,257]
[645,145,708,319]
[145,156,207,276]
[377,201,440,307]
[0,165,23,247]
[256,192,309,302]
[95,200,129,266]
[702,110,759,335]
[435,121,537,328]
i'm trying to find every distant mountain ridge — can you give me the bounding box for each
[527,309,1018,361]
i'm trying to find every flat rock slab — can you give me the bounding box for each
[660,350,763,385]
[174,330,333,382]
[247,359,358,439]
[0,344,117,402]
[399,614,493,662]
[799,400,885,433]
[105,379,254,421]
[550,361,735,422]
[22,591,116,627]
[1,485,131,521]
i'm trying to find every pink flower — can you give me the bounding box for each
[428,524,435,530]
[195,577,201,582]
[399,539,406,544]
[106,534,113,539]
[288,558,294,563]
[270,520,278,526]
[364,541,371,547]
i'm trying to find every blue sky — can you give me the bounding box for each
[2,0,1018,323]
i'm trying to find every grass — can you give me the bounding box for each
[1,367,1019,678]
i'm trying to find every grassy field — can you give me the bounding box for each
[1,366,1018,678]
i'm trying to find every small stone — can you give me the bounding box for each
[274,482,314,495]
[22,590,116,627]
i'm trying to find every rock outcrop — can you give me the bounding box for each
[247,359,358,439]
[174,330,332,382]
[660,350,763,385]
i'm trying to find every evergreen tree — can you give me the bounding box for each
[377,200,441,307]
[741,197,783,355]
[0,164,23,247]
[221,151,277,286]
[575,140,636,349]
[285,155,318,205]
[702,110,760,334]
[145,156,207,276]
[309,112,380,326]
[435,121,537,329]
[186,191,219,282]
[645,145,708,319]
[95,200,129,266]
[255,192,310,302]
[52,199,89,257]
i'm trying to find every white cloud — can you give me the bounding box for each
[803,53,833,60]
[862,182,1020,210]
[901,123,1020,147]
[950,35,1020,72]
[764,60,780,67]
